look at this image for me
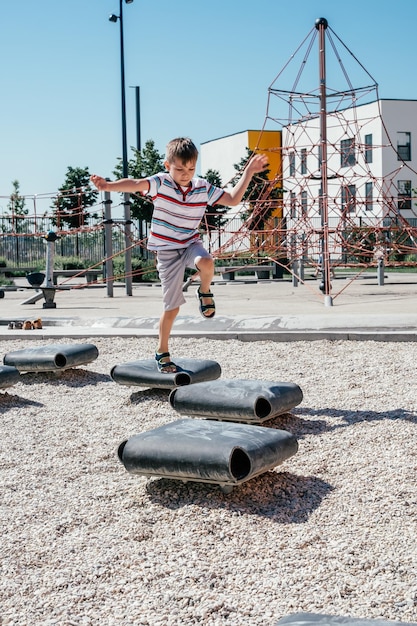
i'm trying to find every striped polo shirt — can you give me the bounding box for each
[144,172,225,250]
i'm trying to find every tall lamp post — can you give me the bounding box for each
[109,0,134,296]
[130,85,141,152]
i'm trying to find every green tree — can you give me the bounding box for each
[52,166,99,229]
[6,180,27,233]
[113,139,164,225]
[231,148,282,230]
[200,169,229,249]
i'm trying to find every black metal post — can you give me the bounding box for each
[103,187,114,298]
[111,0,133,296]
[119,0,128,179]
[130,84,143,257]
[131,85,141,152]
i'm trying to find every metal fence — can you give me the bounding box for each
[0,229,128,267]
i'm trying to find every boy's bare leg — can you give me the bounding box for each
[195,256,215,316]
[156,307,179,372]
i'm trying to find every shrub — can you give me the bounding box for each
[113,257,158,282]
[54,256,87,270]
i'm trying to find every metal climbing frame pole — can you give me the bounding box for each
[103,189,114,298]
[123,192,133,297]
[316,17,333,306]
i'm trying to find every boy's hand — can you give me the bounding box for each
[90,174,108,191]
[247,153,269,174]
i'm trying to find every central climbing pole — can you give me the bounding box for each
[316,17,333,306]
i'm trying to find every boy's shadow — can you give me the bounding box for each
[290,406,417,436]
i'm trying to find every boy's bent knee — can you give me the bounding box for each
[195,256,214,270]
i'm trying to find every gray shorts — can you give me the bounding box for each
[156,240,211,311]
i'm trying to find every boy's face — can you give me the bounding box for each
[165,157,196,187]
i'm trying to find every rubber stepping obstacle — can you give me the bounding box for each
[118,418,298,493]
[0,365,21,389]
[3,343,99,372]
[169,379,303,423]
[274,613,417,626]
[111,357,221,390]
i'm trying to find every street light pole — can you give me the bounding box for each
[118,0,129,179]
[130,85,141,152]
[109,0,134,296]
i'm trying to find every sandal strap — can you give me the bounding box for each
[158,360,176,368]
[197,289,213,298]
[200,302,216,312]
[155,352,177,372]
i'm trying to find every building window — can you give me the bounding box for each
[289,152,295,176]
[397,132,411,161]
[365,134,373,164]
[365,182,373,211]
[290,192,296,218]
[398,179,411,210]
[301,191,307,214]
[341,138,356,167]
[300,149,307,175]
[341,185,356,214]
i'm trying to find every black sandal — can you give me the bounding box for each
[195,288,216,319]
[155,351,177,374]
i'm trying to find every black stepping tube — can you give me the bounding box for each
[3,343,99,372]
[111,358,221,390]
[169,379,303,423]
[118,418,298,492]
[275,614,417,626]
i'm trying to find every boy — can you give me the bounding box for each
[91,137,268,373]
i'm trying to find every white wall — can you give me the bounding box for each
[200,131,250,187]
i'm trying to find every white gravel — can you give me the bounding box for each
[1,336,416,626]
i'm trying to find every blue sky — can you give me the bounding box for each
[1,0,416,210]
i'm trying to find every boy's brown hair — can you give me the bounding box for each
[166,137,198,164]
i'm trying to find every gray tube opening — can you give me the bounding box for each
[54,354,67,368]
[168,388,177,408]
[254,397,272,419]
[117,440,127,463]
[174,372,191,386]
[230,447,251,480]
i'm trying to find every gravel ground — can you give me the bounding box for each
[1,336,416,626]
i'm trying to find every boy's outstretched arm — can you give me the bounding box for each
[216,154,269,207]
[90,174,148,195]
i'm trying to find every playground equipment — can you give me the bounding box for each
[118,418,298,493]
[114,359,303,491]
[169,379,303,424]
[3,343,99,372]
[111,357,222,390]
[275,614,417,626]
[21,231,61,308]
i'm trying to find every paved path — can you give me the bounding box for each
[1,273,416,340]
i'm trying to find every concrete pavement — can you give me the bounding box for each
[1,273,417,341]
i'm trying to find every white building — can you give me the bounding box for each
[199,101,417,262]
[282,99,417,262]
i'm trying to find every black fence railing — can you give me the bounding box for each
[0,230,128,267]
